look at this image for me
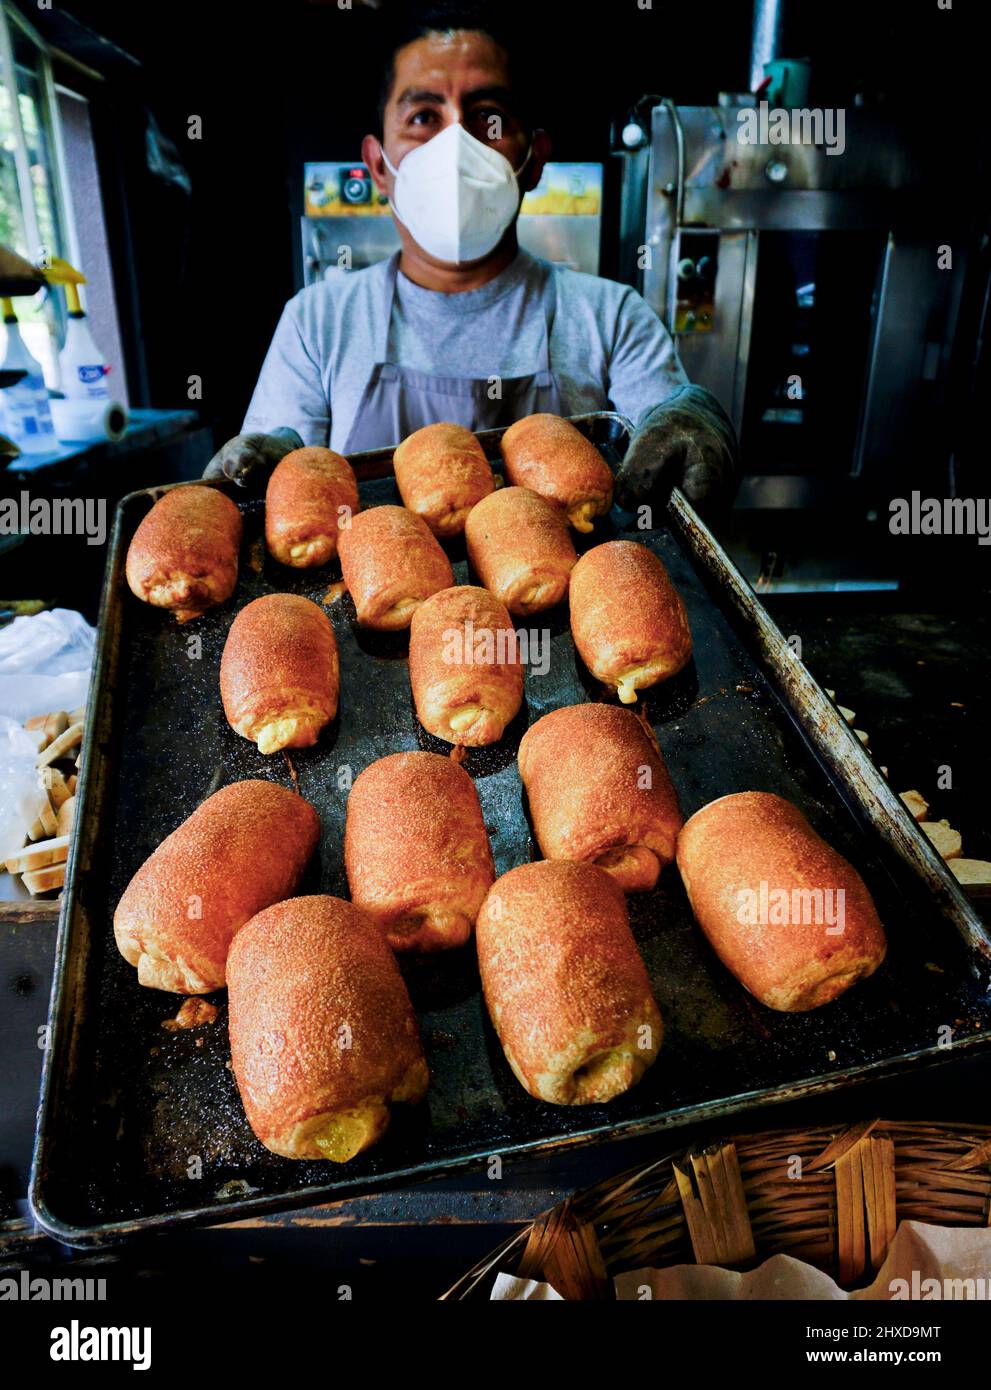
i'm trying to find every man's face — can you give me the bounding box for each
[363,30,548,264]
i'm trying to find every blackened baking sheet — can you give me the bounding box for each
[31,414,991,1244]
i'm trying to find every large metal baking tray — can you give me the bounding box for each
[30,412,991,1245]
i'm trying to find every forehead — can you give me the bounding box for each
[389,30,512,102]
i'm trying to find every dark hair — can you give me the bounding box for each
[375,1,529,133]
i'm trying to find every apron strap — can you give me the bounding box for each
[377,252,402,361]
[534,260,558,386]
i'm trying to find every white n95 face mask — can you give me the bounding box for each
[382,122,530,265]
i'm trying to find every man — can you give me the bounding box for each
[206,3,737,515]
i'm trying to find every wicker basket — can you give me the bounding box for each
[440,1119,991,1300]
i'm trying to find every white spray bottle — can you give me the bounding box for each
[45,258,111,400]
[0,298,56,452]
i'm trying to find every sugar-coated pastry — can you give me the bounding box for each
[337,504,454,630]
[125,484,242,623]
[465,486,577,615]
[676,792,888,1011]
[227,896,428,1161]
[265,446,359,567]
[499,414,614,533]
[408,584,524,746]
[570,540,692,703]
[476,861,662,1104]
[393,422,494,537]
[518,703,683,892]
[220,593,339,755]
[113,780,320,994]
[345,751,494,952]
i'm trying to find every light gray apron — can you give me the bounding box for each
[342,252,565,454]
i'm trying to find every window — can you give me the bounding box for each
[0,1,74,385]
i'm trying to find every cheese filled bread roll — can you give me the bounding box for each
[570,540,692,704]
[409,585,524,746]
[125,484,242,623]
[500,414,614,533]
[228,896,428,1161]
[518,703,683,892]
[265,446,359,567]
[114,780,319,994]
[338,504,454,630]
[345,751,494,952]
[393,422,495,537]
[477,861,662,1104]
[220,593,339,755]
[465,486,577,616]
[676,792,887,1012]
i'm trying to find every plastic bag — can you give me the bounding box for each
[0,608,95,858]
[0,608,95,722]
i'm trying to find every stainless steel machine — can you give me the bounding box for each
[617,101,968,510]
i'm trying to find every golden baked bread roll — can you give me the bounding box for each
[499,414,614,533]
[570,540,692,704]
[393,422,495,537]
[345,751,494,952]
[125,484,242,623]
[220,593,339,755]
[408,585,524,746]
[518,703,683,892]
[265,446,359,566]
[676,791,887,1012]
[477,861,662,1104]
[337,504,454,630]
[114,780,319,994]
[465,486,577,615]
[227,895,428,1161]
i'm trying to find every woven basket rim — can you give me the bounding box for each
[440,1117,991,1301]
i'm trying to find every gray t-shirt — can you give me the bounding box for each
[243,249,687,451]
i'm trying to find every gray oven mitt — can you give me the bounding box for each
[614,385,739,520]
[202,426,304,487]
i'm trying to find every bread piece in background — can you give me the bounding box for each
[56,797,76,837]
[570,540,692,704]
[949,859,991,898]
[227,895,428,1161]
[477,860,662,1104]
[338,504,453,630]
[899,790,929,822]
[125,485,242,623]
[345,751,494,952]
[220,593,339,754]
[518,703,683,893]
[5,834,69,875]
[408,585,523,746]
[500,413,613,533]
[23,863,66,895]
[393,422,494,537]
[36,721,82,768]
[265,446,359,567]
[42,767,71,810]
[465,486,577,616]
[920,820,962,860]
[113,780,319,993]
[676,791,887,1012]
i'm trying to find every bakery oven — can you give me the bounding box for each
[616,103,969,510]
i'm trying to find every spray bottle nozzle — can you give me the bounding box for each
[42,257,87,316]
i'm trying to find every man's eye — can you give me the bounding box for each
[409,109,439,127]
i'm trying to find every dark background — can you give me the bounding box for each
[26,0,987,447]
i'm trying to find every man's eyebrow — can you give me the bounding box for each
[395,88,445,107]
[394,84,516,108]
